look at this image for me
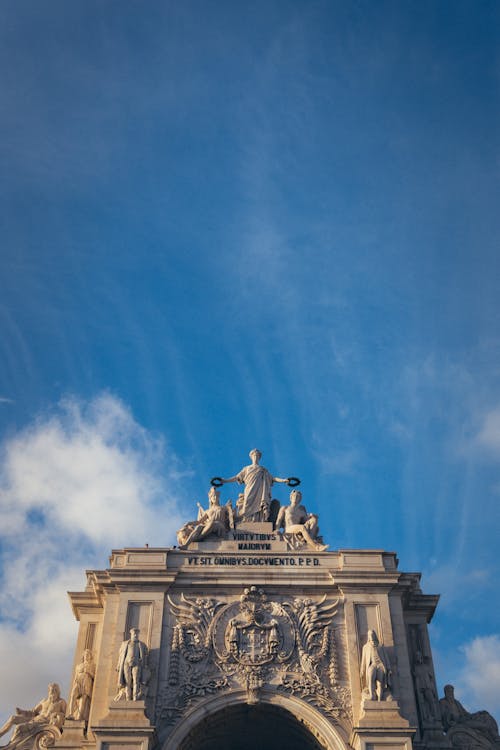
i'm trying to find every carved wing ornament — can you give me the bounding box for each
[285,595,339,664]
[161,587,350,728]
[167,594,224,662]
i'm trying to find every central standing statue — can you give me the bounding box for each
[216,449,292,522]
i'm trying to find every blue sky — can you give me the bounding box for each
[1,0,500,721]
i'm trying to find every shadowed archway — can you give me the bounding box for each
[177,703,327,750]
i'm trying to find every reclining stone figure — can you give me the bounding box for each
[177,487,231,547]
[0,683,66,750]
[275,489,327,552]
[440,684,500,750]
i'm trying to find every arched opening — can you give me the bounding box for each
[177,703,327,750]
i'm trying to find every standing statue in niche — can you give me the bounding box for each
[68,649,95,723]
[275,490,328,551]
[0,683,66,750]
[177,487,232,547]
[412,650,439,723]
[214,449,295,522]
[440,685,500,750]
[360,629,392,701]
[115,627,149,701]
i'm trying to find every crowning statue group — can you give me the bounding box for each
[176,448,327,551]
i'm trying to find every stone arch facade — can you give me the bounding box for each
[6,456,500,750]
[61,543,450,750]
[162,690,350,750]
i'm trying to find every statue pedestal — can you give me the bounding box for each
[351,700,415,750]
[56,720,87,749]
[91,702,155,750]
[359,699,411,727]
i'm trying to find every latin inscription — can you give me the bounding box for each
[186,556,320,566]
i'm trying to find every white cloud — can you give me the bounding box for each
[456,635,500,716]
[473,408,500,457]
[0,394,185,720]
[0,570,81,715]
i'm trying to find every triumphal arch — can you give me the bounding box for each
[2,450,499,750]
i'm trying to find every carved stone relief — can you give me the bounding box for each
[157,586,351,731]
[408,625,441,729]
[412,652,440,723]
[408,624,442,736]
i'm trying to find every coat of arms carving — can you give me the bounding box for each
[213,587,295,666]
[160,586,351,726]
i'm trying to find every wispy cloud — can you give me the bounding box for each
[0,394,184,719]
[456,635,500,715]
[471,408,500,458]
[314,447,359,476]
